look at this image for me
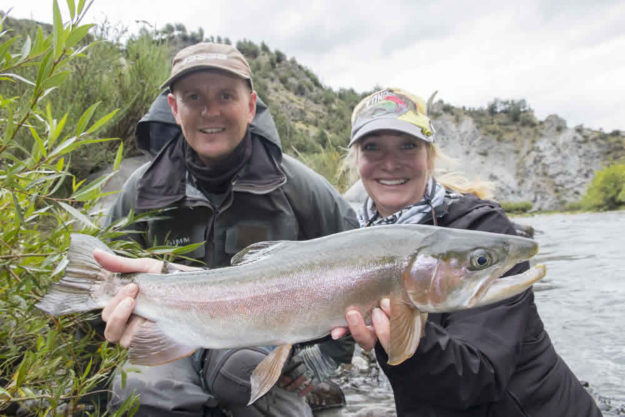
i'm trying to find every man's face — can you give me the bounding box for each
[168,70,257,163]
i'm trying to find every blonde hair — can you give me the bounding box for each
[341,142,494,200]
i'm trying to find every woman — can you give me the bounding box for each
[337,88,602,416]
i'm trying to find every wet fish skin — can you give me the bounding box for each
[36,225,545,404]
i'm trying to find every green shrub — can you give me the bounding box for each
[500,201,533,214]
[580,163,625,210]
[294,144,352,192]
[0,16,170,180]
[0,2,142,414]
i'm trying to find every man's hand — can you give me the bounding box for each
[331,298,391,353]
[94,249,162,347]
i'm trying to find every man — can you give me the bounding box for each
[100,42,358,416]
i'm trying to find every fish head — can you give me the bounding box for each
[401,228,538,312]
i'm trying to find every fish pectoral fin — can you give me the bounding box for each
[387,296,427,366]
[471,264,546,308]
[248,343,292,405]
[128,320,198,366]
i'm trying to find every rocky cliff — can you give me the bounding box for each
[428,103,624,210]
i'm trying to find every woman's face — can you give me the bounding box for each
[356,130,431,218]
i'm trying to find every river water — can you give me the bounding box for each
[334,210,625,417]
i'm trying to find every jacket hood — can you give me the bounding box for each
[135,90,282,157]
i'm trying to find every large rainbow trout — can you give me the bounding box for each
[37,225,545,404]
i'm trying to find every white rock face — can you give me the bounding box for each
[431,113,614,210]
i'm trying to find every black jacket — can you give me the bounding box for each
[375,194,602,417]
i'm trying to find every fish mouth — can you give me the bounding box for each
[199,127,225,134]
[469,264,547,308]
[377,178,408,186]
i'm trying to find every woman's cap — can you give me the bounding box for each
[349,88,434,147]
[160,42,253,90]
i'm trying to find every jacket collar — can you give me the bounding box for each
[135,134,286,210]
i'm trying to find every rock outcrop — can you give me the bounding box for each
[430,107,624,210]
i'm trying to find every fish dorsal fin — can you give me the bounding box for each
[231,241,288,266]
[128,319,198,366]
[387,296,427,366]
[248,343,292,405]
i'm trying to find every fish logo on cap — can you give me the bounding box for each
[349,88,434,147]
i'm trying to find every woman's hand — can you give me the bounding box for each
[331,298,391,353]
[94,249,163,347]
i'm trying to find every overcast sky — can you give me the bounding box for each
[3,0,624,131]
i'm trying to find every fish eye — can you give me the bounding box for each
[469,249,496,270]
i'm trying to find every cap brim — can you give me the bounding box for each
[160,65,252,90]
[349,118,433,147]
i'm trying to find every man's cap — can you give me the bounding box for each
[349,87,434,147]
[160,42,253,90]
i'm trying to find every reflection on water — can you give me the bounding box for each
[338,210,625,416]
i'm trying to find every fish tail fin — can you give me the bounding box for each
[36,234,114,316]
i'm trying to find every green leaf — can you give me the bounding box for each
[40,86,59,100]
[148,242,205,256]
[29,125,47,159]
[48,113,68,148]
[113,141,124,170]
[41,70,71,91]
[65,23,93,49]
[51,256,69,277]
[47,136,77,160]
[52,0,65,58]
[31,27,46,56]
[0,72,35,86]
[14,358,27,387]
[67,0,76,20]
[85,108,119,134]
[58,201,97,229]
[81,358,93,379]
[77,0,87,15]
[34,50,53,91]
[75,102,99,135]
[19,35,32,62]
[71,171,116,202]
[26,172,66,190]
[170,242,205,255]
[48,136,116,161]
